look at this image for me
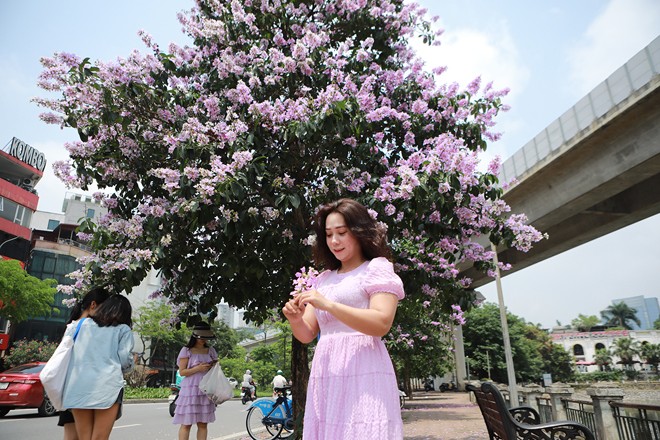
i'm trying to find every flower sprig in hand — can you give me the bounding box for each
[290,266,319,296]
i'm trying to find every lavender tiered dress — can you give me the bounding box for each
[173,346,217,425]
[303,257,405,440]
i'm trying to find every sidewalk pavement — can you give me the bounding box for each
[402,391,488,440]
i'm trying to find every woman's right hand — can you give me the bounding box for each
[196,362,213,373]
[282,297,305,323]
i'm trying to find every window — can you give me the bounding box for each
[47,219,60,230]
[0,198,31,226]
[595,343,606,351]
[86,208,95,218]
[573,344,584,356]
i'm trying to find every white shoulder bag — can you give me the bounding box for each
[39,318,86,411]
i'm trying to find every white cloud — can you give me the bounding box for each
[410,19,530,164]
[568,0,660,97]
[412,20,530,101]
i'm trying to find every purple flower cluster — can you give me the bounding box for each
[290,266,320,296]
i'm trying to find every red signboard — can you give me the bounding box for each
[1,255,26,269]
[0,334,8,350]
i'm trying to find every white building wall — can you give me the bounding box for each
[217,303,236,328]
[551,329,660,372]
[30,210,65,230]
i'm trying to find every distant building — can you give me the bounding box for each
[217,303,236,328]
[12,192,108,342]
[610,295,660,330]
[21,192,165,343]
[0,137,46,334]
[551,329,660,373]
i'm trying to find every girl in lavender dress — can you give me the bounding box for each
[283,198,405,440]
[173,322,218,440]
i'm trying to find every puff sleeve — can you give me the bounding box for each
[360,257,405,300]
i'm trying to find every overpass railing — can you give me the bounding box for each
[500,35,660,185]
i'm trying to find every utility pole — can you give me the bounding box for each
[486,349,491,380]
[466,355,470,381]
[491,242,519,405]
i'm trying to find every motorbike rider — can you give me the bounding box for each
[271,370,287,396]
[241,369,256,399]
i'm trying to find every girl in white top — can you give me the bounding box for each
[62,294,134,440]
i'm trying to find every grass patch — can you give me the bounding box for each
[124,387,171,399]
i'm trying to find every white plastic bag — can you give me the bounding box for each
[198,363,234,405]
[39,318,86,410]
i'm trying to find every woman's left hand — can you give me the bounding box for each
[296,289,332,311]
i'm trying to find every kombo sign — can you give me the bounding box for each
[8,137,47,172]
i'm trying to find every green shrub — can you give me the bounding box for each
[574,370,624,382]
[123,386,171,399]
[123,386,244,400]
[4,339,58,369]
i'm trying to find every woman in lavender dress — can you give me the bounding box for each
[173,322,218,440]
[283,199,405,440]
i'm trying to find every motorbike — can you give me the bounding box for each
[241,382,257,405]
[440,381,456,392]
[168,370,183,417]
[423,379,434,392]
[168,382,180,417]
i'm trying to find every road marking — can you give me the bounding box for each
[113,423,141,429]
[211,433,250,440]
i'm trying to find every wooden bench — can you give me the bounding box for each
[466,382,595,440]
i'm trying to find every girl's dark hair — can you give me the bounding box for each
[92,294,133,328]
[66,287,111,324]
[185,321,211,348]
[312,198,391,270]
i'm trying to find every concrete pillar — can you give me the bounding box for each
[519,384,544,412]
[586,383,624,440]
[545,383,574,421]
[453,325,467,391]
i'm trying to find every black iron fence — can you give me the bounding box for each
[562,398,598,440]
[610,401,660,440]
[536,396,553,423]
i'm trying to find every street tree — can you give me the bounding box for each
[526,324,574,383]
[36,0,543,416]
[640,343,660,374]
[133,301,191,364]
[0,259,57,327]
[611,337,641,370]
[387,287,470,395]
[463,303,546,384]
[571,314,600,332]
[594,348,613,371]
[601,302,641,330]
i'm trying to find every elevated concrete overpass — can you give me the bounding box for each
[465,36,660,288]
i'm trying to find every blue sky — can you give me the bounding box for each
[1,0,659,328]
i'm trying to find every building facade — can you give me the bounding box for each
[0,137,46,335]
[551,329,660,373]
[12,193,109,342]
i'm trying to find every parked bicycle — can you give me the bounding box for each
[245,386,294,440]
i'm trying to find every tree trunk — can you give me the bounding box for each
[403,366,412,400]
[291,337,309,439]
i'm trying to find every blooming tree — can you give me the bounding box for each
[36,0,543,413]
